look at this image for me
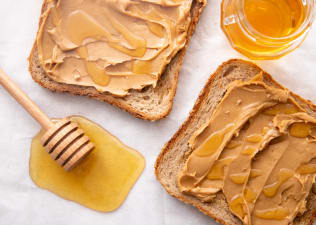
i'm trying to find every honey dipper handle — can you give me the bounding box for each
[0,69,53,130]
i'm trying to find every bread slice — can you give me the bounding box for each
[155,59,316,225]
[28,0,207,121]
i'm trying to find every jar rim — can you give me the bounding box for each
[235,0,315,44]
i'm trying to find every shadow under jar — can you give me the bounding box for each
[221,0,315,60]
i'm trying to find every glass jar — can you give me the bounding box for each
[221,0,315,60]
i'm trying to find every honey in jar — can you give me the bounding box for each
[221,0,315,59]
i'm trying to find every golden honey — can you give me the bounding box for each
[263,103,300,116]
[207,157,233,180]
[244,188,256,203]
[226,140,241,149]
[255,207,289,220]
[241,146,256,156]
[262,168,293,197]
[297,164,316,174]
[229,195,245,218]
[246,134,262,143]
[290,122,312,138]
[229,173,248,184]
[245,0,305,37]
[249,169,262,178]
[37,0,193,96]
[221,0,315,59]
[29,116,145,212]
[194,125,234,157]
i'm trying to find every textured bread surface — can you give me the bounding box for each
[155,59,316,225]
[28,0,207,121]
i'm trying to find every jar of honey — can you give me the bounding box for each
[221,0,315,59]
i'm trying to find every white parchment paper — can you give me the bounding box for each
[0,1,316,225]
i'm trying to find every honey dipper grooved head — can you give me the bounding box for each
[40,118,94,171]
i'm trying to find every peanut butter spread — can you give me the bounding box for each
[177,75,316,225]
[37,0,195,96]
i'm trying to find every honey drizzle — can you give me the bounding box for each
[290,123,312,138]
[254,207,289,220]
[65,10,152,86]
[194,125,234,157]
[229,173,248,184]
[249,169,262,178]
[76,47,110,86]
[146,21,165,38]
[241,146,256,156]
[132,60,152,75]
[297,164,316,174]
[244,188,257,203]
[246,134,263,143]
[207,157,233,180]
[229,195,246,218]
[243,138,291,224]
[222,112,279,222]
[262,168,294,197]
[263,103,300,116]
[180,87,316,224]
[226,140,241,149]
[182,93,316,224]
[67,10,146,57]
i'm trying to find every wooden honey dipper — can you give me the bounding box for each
[0,69,94,171]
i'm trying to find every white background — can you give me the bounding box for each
[0,1,315,225]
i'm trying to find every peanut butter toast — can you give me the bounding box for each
[155,59,316,225]
[28,0,207,121]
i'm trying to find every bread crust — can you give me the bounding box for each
[28,0,207,121]
[155,59,316,225]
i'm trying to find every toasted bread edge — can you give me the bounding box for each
[28,0,207,121]
[155,59,316,225]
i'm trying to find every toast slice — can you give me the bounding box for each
[155,59,316,225]
[28,0,207,121]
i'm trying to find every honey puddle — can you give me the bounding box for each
[29,116,145,212]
